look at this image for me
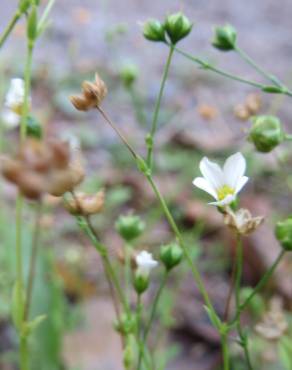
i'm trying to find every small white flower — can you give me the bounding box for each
[193,152,248,206]
[136,250,158,276]
[5,78,25,113]
[2,78,26,130]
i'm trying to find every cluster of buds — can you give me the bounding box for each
[2,138,84,200]
[248,115,285,153]
[143,12,192,45]
[64,190,105,216]
[212,24,237,51]
[223,208,264,236]
[70,73,107,111]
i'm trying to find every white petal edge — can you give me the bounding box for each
[223,152,246,189]
[235,176,249,194]
[192,177,218,199]
[199,157,224,190]
[209,194,236,206]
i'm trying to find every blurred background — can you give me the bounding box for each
[0,1,292,369]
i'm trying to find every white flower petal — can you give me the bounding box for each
[192,177,217,199]
[235,176,249,193]
[136,250,158,275]
[200,157,224,189]
[5,78,25,109]
[2,110,20,129]
[209,194,236,206]
[223,152,246,190]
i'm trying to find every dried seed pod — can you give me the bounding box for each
[70,73,107,111]
[19,138,52,173]
[64,190,105,215]
[47,169,76,197]
[224,208,264,235]
[18,171,45,200]
[2,158,23,183]
[234,103,250,121]
[48,139,70,169]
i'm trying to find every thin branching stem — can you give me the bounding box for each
[0,10,21,49]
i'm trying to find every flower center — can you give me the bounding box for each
[217,185,235,201]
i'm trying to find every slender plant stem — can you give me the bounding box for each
[37,0,56,34]
[24,201,42,321]
[231,249,285,325]
[223,250,237,321]
[146,46,174,169]
[174,46,264,89]
[96,108,215,316]
[0,10,21,49]
[221,331,230,370]
[124,243,132,301]
[234,46,284,88]
[128,85,147,127]
[137,269,168,370]
[75,213,129,315]
[20,337,29,370]
[97,107,137,158]
[233,236,253,370]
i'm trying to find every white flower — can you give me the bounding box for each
[136,250,158,276]
[193,152,248,206]
[5,78,25,113]
[2,78,25,129]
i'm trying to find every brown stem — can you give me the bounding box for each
[97,106,137,159]
[24,201,42,321]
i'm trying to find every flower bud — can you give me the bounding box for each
[115,214,145,241]
[212,24,237,51]
[120,63,138,88]
[27,5,37,41]
[64,190,105,216]
[275,217,292,251]
[143,19,166,42]
[26,116,42,139]
[133,272,149,294]
[18,0,30,13]
[248,115,284,153]
[160,243,183,270]
[164,12,192,44]
[114,313,136,335]
[123,341,135,370]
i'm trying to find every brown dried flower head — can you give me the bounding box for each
[64,190,105,216]
[255,297,288,341]
[224,208,264,235]
[70,73,107,111]
[1,138,85,200]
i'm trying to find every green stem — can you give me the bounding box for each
[231,249,285,325]
[235,46,282,87]
[37,0,56,35]
[234,235,253,370]
[96,108,215,317]
[0,10,21,49]
[221,331,230,370]
[124,243,132,301]
[128,85,147,127]
[174,46,264,89]
[137,269,168,370]
[20,337,29,370]
[76,215,129,315]
[24,201,42,321]
[146,175,214,313]
[146,46,174,169]
[20,41,34,141]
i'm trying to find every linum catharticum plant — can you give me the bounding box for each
[1,3,292,370]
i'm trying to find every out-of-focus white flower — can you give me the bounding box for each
[2,78,26,129]
[136,250,158,276]
[1,110,21,129]
[193,152,248,206]
[5,78,25,114]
